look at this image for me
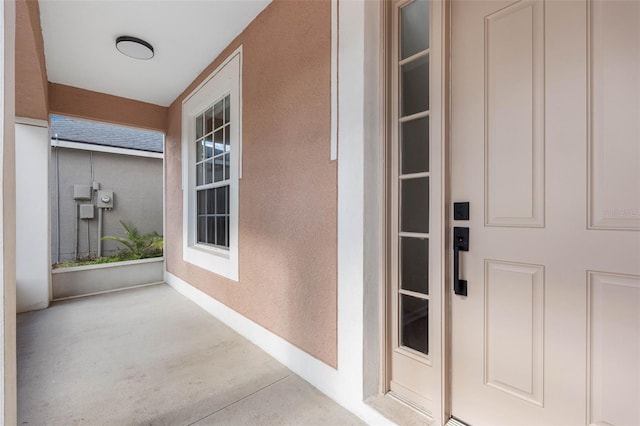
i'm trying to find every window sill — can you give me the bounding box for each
[183,244,238,282]
[193,243,230,259]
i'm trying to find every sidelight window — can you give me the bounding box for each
[396,0,430,357]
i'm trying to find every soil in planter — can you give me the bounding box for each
[52,253,162,269]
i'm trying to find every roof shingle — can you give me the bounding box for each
[50,116,164,153]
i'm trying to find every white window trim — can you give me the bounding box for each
[182,47,242,281]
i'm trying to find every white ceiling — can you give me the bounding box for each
[39,0,272,107]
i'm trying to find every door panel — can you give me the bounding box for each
[589,272,640,426]
[450,0,640,425]
[588,0,640,230]
[484,260,544,406]
[484,0,544,227]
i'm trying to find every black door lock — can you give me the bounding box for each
[453,202,470,220]
[453,227,469,296]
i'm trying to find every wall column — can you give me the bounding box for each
[15,119,50,313]
[1,0,18,422]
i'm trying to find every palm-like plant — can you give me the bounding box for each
[102,220,163,259]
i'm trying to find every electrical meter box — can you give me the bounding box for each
[73,184,92,201]
[80,204,94,219]
[97,190,114,209]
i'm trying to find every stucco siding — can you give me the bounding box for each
[15,0,48,120]
[48,83,167,133]
[165,0,337,367]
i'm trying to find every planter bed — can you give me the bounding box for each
[52,257,164,300]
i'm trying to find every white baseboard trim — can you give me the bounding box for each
[164,271,392,425]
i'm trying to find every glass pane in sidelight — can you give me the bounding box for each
[401,177,429,233]
[401,54,429,117]
[224,95,230,125]
[401,0,429,60]
[400,237,429,294]
[401,295,428,355]
[401,117,429,174]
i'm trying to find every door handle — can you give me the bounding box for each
[453,227,469,296]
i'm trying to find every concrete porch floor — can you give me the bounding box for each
[17,284,364,425]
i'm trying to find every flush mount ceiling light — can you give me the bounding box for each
[115,36,154,60]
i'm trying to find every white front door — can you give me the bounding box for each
[450,0,640,425]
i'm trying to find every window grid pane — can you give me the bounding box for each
[401,117,429,174]
[196,139,204,162]
[205,160,213,184]
[204,136,213,159]
[195,95,231,249]
[195,186,230,249]
[400,295,429,355]
[400,177,429,234]
[224,95,230,125]
[400,237,429,294]
[224,124,230,152]
[214,101,224,130]
[196,115,204,139]
[401,54,429,117]
[400,0,430,60]
[213,129,223,155]
[214,154,224,182]
[196,163,203,186]
[204,107,213,134]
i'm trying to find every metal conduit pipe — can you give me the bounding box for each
[54,144,61,263]
[97,208,103,257]
[74,202,79,260]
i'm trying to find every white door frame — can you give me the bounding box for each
[1,0,17,423]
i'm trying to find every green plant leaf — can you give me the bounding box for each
[101,220,163,259]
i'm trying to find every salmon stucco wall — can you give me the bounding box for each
[165,0,337,367]
[49,83,168,133]
[16,0,48,120]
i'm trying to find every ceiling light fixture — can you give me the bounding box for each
[115,36,154,60]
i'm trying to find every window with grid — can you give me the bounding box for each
[182,48,240,281]
[194,96,231,249]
